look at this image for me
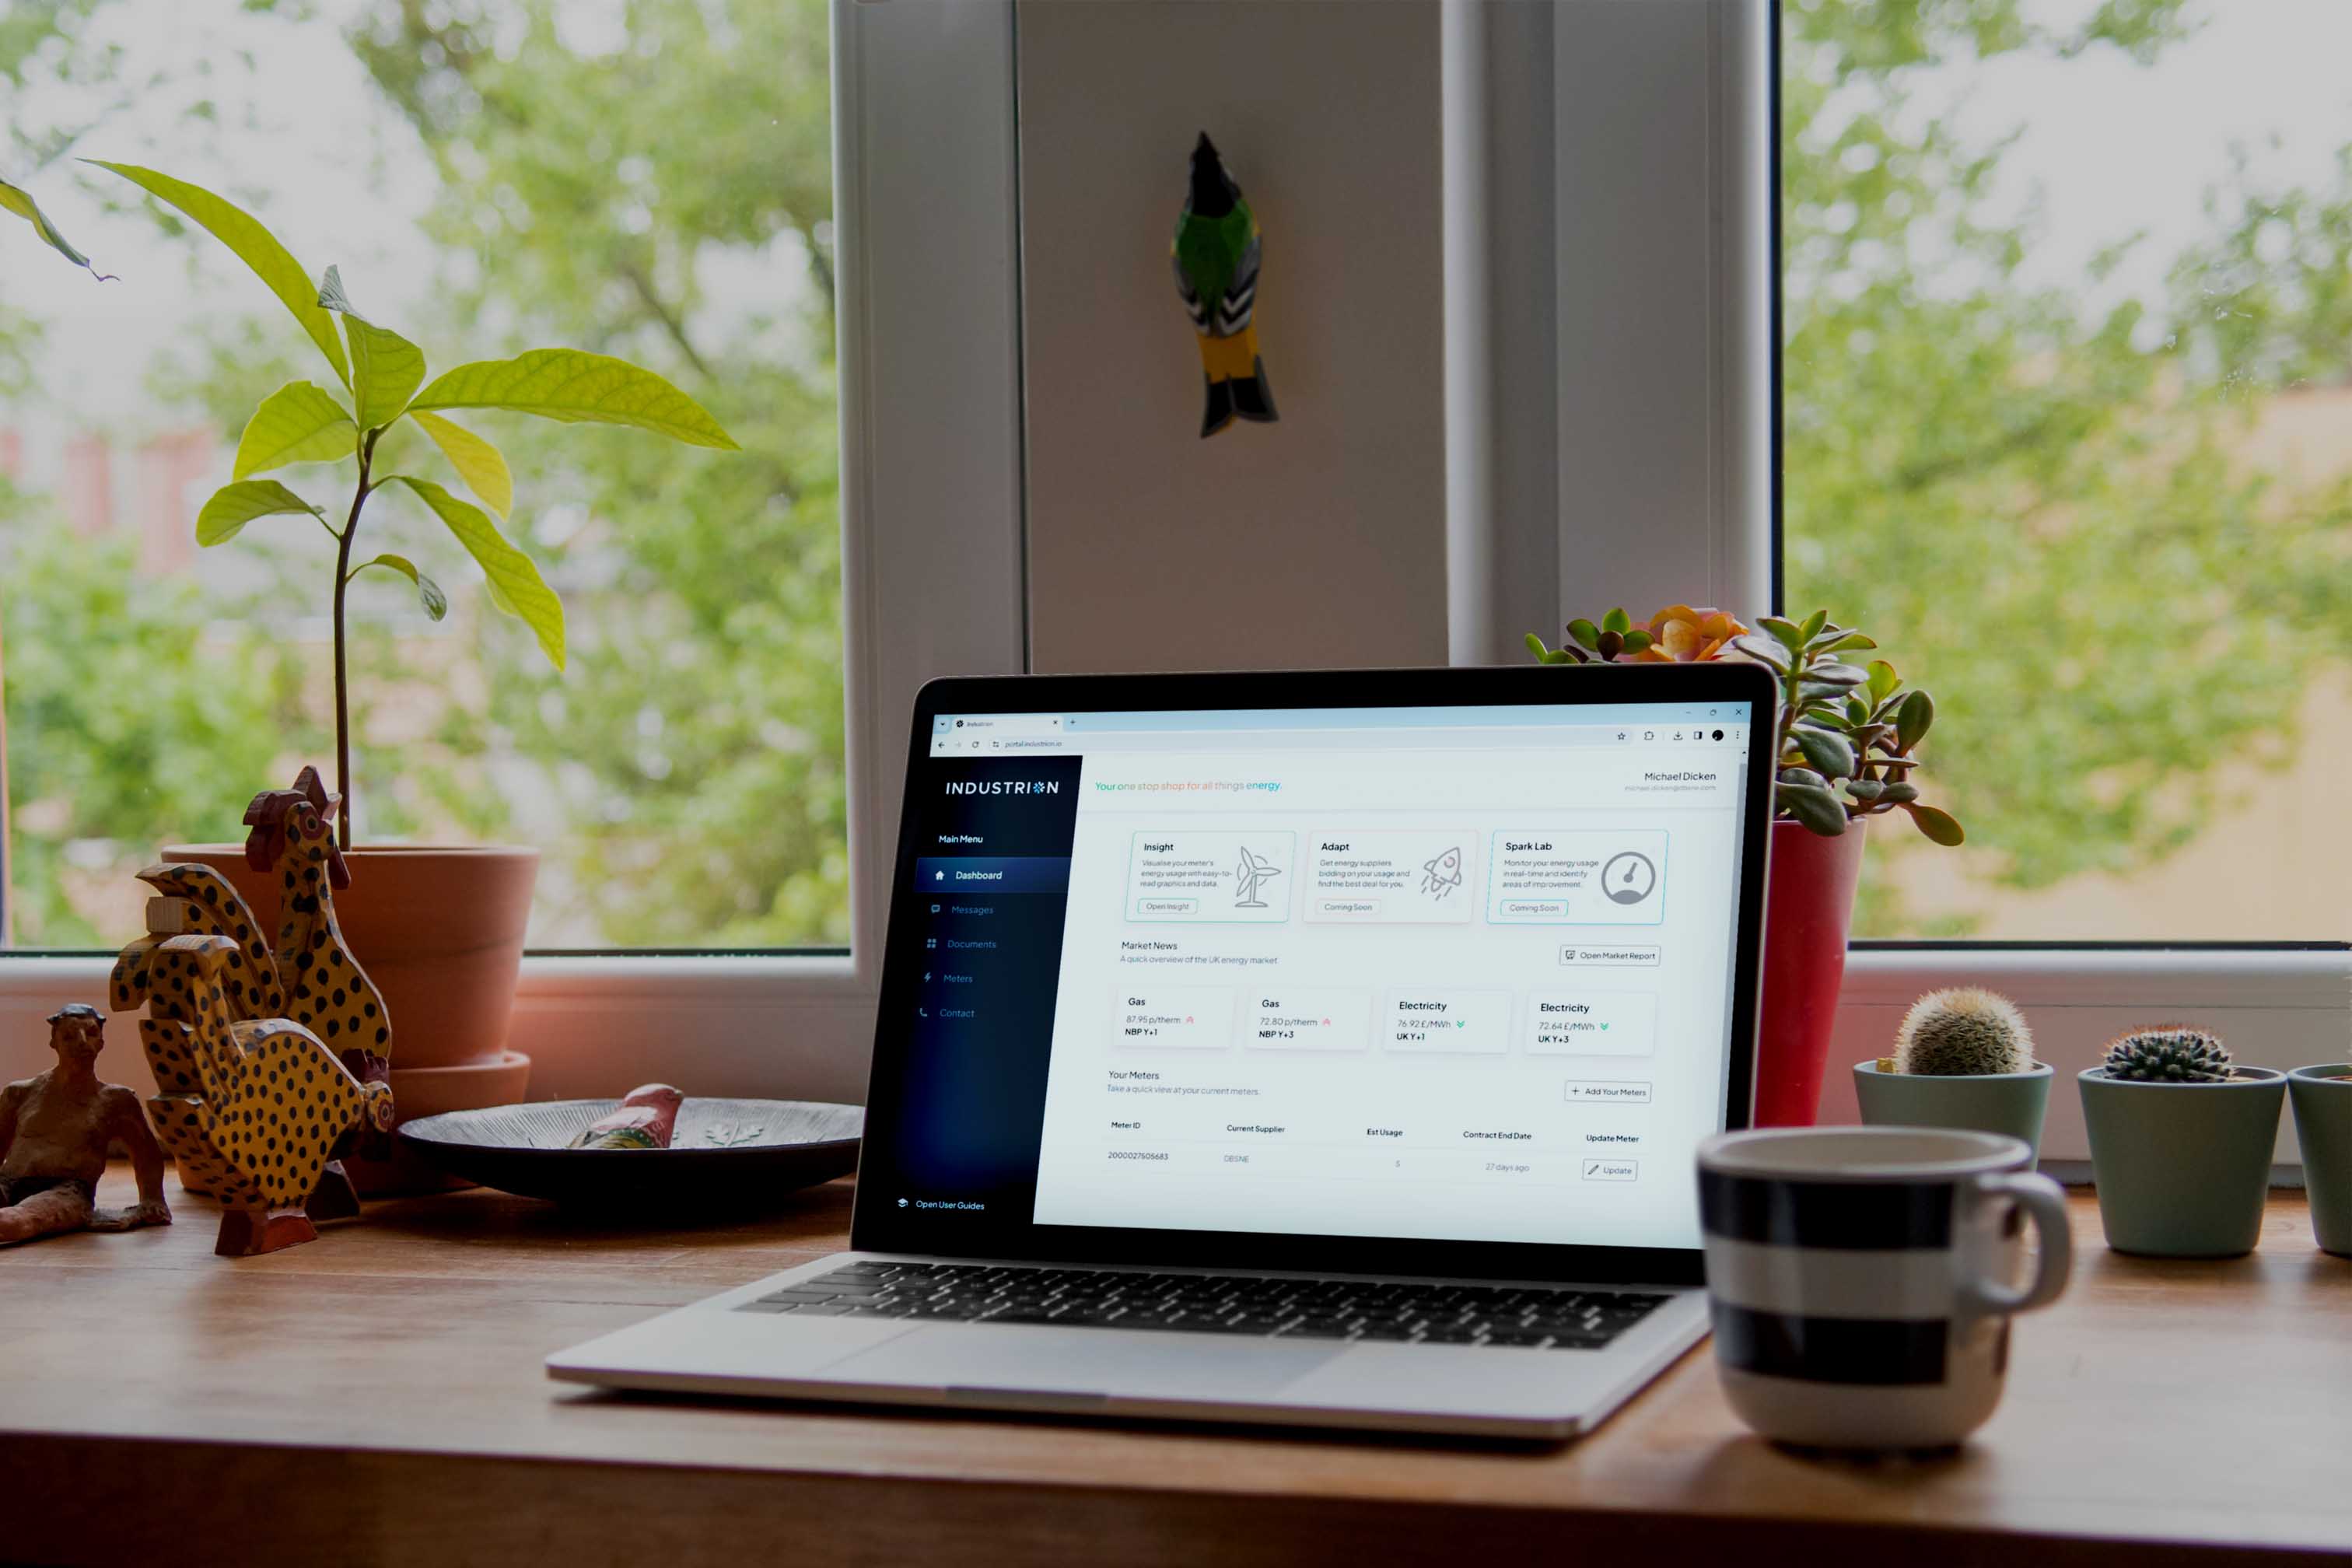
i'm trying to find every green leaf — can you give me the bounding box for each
[388,476,565,670]
[1896,688,1936,752]
[1793,725,1858,779]
[0,177,114,279]
[1541,649,1574,665]
[1759,616,1807,652]
[1599,607,1633,635]
[1525,632,1551,660]
[408,411,514,519]
[1846,779,1886,803]
[195,480,324,546]
[1797,609,1829,643]
[313,264,427,430]
[409,348,738,449]
[1797,679,1858,706]
[1566,618,1601,650]
[353,553,447,621]
[1876,781,1921,807]
[1620,628,1655,653]
[1904,802,1965,846]
[86,161,348,387]
[1729,632,1793,671]
[1805,661,1871,687]
[232,381,355,479]
[1776,780,1850,836]
[1845,694,1871,726]
[1818,631,1879,655]
[1776,766,1828,790]
[1866,659,1901,705]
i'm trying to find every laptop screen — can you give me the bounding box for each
[855,670,1773,1282]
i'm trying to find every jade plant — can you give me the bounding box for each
[1892,988,2035,1076]
[1528,604,1965,845]
[83,162,738,847]
[2101,1028,2236,1083]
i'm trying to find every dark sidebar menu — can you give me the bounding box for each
[865,752,1083,1234]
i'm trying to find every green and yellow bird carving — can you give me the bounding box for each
[1173,132,1278,439]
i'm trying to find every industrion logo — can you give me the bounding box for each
[943,780,1062,796]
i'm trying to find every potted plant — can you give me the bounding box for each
[1529,605,1964,1125]
[83,163,736,1133]
[1853,988,2053,1160]
[2079,1029,2287,1258]
[2286,1054,2350,1257]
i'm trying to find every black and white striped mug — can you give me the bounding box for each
[1695,1126,2071,1450]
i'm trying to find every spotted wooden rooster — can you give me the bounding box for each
[110,766,396,1253]
[126,935,390,1255]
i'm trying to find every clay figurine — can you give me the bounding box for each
[569,1084,685,1150]
[0,1006,172,1248]
[110,766,396,1256]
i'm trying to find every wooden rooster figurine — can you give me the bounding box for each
[110,766,397,1253]
[126,935,390,1255]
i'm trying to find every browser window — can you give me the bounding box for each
[889,702,1752,1252]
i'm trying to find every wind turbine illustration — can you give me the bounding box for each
[1234,847,1283,908]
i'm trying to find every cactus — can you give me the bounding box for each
[2101,1027,2235,1083]
[1892,989,2035,1076]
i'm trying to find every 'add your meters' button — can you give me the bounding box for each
[1563,1080,1653,1105]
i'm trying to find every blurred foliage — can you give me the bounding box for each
[0,520,299,946]
[1783,0,2352,933]
[3,0,845,948]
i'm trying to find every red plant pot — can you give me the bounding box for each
[1753,817,1867,1127]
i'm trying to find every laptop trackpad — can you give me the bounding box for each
[821,1324,1346,1399]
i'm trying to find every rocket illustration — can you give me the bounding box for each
[1421,848,1464,898]
[1173,132,1278,439]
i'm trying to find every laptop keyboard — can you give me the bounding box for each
[735,1261,1668,1349]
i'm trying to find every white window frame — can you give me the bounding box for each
[5,1,2340,1172]
[0,0,1030,1106]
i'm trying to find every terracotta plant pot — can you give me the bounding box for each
[160,843,537,1071]
[1753,817,1867,1127]
[2286,1064,2351,1258]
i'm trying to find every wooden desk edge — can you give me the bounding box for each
[4,1426,2333,1568]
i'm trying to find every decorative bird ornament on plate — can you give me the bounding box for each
[1173,132,1278,439]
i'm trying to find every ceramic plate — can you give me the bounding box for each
[396,1097,863,1206]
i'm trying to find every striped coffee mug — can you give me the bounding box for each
[1696,1126,2070,1450]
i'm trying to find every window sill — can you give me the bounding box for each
[7,942,2338,1164]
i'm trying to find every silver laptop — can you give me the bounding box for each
[550,665,1777,1439]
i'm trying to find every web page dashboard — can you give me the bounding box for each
[880,701,1753,1255]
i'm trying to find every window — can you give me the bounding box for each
[2,0,848,951]
[1782,0,2352,940]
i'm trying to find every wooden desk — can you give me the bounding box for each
[2,1172,2344,1567]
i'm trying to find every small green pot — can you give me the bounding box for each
[1853,1060,2053,1162]
[2287,1065,2351,1258]
[2079,1066,2286,1258]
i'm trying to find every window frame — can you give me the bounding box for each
[0,0,1030,1106]
[4,1,2341,1165]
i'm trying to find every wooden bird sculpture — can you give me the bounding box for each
[110,765,397,1252]
[128,934,390,1255]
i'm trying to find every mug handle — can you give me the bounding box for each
[1958,1171,2073,1315]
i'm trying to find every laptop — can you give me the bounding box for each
[550,664,1778,1439]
